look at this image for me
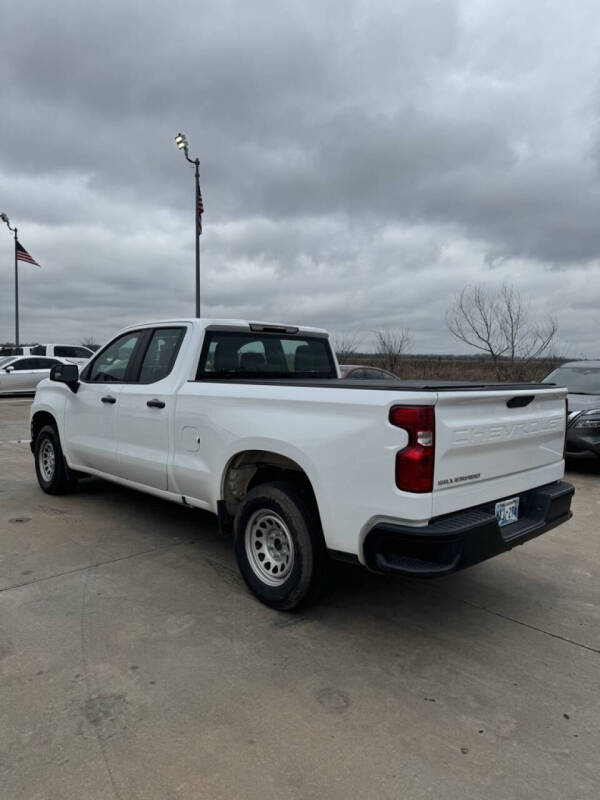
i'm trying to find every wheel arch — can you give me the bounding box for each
[220,449,323,529]
[30,410,60,452]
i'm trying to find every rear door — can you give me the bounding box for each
[114,326,186,490]
[433,387,566,515]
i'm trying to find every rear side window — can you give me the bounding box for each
[196,331,335,379]
[86,332,142,383]
[11,358,37,370]
[38,358,61,368]
[138,328,184,384]
[55,346,80,358]
[72,346,93,358]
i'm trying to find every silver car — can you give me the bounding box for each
[0,355,69,395]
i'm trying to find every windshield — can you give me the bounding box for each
[0,356,16,368]
[543,366,600,394]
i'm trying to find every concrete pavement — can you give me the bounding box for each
[1,397,599,799]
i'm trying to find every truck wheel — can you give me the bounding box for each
[233,481,329,611]
[34,425,77,495]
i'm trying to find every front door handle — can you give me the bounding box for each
[147,399,165,409]
[101,395,117,404]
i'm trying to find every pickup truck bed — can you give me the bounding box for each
[29,317,574,610]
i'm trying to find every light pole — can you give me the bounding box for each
[174,132,202,318]
[1,212,19,345]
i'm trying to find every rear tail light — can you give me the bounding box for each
[563,398,568,459]
[389,405,435,493]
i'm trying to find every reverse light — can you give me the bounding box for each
[389,405,435,493]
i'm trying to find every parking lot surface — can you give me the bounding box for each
[1,397,599,799]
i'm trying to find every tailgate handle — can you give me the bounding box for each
[507,395,534,408]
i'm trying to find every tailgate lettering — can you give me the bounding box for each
[453,415,563,445]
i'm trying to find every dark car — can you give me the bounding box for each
[340,364,397,380]
[542,361,600,460]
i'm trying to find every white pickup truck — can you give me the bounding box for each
[30,318,574,609]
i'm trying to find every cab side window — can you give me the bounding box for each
[86,332,142,383]
[138,328,184,384]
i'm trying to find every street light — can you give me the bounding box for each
[174,132,202,318]
[1,211,19,345]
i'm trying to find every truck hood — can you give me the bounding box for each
[567,393,600,413]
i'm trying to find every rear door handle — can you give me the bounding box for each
[147,399,165,409]
[101,395,117,404]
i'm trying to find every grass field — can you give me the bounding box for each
[345,357,563,383]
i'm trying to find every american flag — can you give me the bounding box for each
[16,241,40,267]
[197,185,204,236]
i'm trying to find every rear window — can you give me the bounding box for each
[196,331,335,379]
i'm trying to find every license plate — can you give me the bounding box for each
[495,497,520,527]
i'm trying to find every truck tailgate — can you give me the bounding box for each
[433,387,566,516]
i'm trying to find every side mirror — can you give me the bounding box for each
[4,365,14,373]
[50,363,80,393]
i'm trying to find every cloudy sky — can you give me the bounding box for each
[1,0,600,355]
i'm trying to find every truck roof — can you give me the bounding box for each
[117,318,329,336]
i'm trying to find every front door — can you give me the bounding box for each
[64,330,145,473]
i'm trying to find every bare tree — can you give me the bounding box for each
[80,336,101,351]
[375,328,411,374]
[331,333,359,363]
[446,283,558,379]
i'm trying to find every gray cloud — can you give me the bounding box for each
[1,0,600,356]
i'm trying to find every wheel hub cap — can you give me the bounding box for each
[245,509,294,586]
[39,440,56,482]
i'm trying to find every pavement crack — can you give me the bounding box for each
[0,542,186,594]
[460,599,600,655]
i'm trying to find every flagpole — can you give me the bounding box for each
[195,159,200,318]
[14,227,19,346]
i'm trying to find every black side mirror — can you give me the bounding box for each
[50,363,80,393]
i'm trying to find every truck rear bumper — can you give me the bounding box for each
[363,481,574,577]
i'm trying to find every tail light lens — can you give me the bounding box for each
[389,405,435,493]
[564,398,568,459]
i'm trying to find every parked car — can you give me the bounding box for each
[340,364,397,380]
[0,345,37,358]
[0,355,71,395]
[30,318,573,610]
[0,344,94,367]
[542,360,600,460]
[30,344,94,367]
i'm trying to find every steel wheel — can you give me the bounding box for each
[38,438,56,482]
[245,509,295,586]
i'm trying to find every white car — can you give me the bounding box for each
[0,355,72,395]
[0,344,94,367]
[29,344,94,367]
[29,318,574,610]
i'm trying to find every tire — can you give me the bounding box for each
[233,481,329,611]
[34,424,77,495]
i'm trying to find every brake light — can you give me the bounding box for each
[389,405,435,493]
[563,398,568,459]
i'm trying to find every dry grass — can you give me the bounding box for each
[349,357,563,383]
